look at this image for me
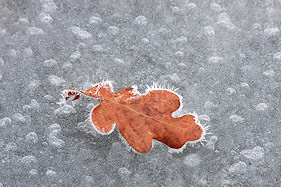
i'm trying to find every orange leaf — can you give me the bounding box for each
[63,81,206,153]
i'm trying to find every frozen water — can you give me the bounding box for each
[107,26,120,36]
[228,161,247,174]
[89,16,103,26]
[77,121,97,136]
[39,13,53,24]
[205,136,218,151]
[0,117,11,128]
[71,26,92,40]
[21,155,37,167]
[0,58,4,66]
[203,26,215,36]
[54,104,76,116]
[46,169,57,179]
[264,27,280,37]
[240,146,265,161]
[43,59,58,67]
[13,113,26,123]
[229,115,245,123]
[48,123,65,149]
[26,27,44,36]
[135,16,148,26]
[263,70,275,77]
[1,1,280,186]
[255,103,268,111]
[48,75,65,86]
[183,153,201,167]
[29,169,38,176]
[217,12,236,30]
[25,132,38,144]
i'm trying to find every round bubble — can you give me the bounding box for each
[183,154,201,167]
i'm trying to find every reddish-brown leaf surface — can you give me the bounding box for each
[63,82,205,153]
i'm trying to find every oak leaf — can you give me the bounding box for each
[63,81,206,153]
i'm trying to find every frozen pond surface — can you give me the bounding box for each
[0,0,281,186]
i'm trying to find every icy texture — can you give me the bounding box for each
[0,0,280,186]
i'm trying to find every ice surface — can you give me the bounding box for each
[1,0,280,186]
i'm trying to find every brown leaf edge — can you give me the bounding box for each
[61,81,210,153]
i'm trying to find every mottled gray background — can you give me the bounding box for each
[0,0,280,186]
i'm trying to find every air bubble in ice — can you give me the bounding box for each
[84,175,94,185]
[26,132,38,144]
[142,38,149,43]
[77,42,86,50]
[5,142,18,152]
[69,51,81,61]
[198,115,210,122]
[263,70,275,77]
[226,88,236,95]
[118,167,130,177]
[273,52,281,60]
[54,104,76,116]
[241,82,249,88]
[26,27,44,35]
[71,26,92,40]
[44,59,58,67]
[240,146,264,160]
[0,58,4,66]
[0,29,6,37]
[183,154,201,167]
[92,45,104,52]
[29,169,38,176]
[253,23,262,31]
[114,58,125,66]
[205,136,218,150]
[204,101,216,110]
[89,16,103,26]
[42,0,57,14]
[217,13,236,30]
[107,26,120,36]
[178,63,186,69]
[9,49,18,57]
[62,62,73,70]
[30,99,40,109]
[23,47,33,57]
[49,134,65,149]
[175,51,184,57]
[255,103,268,111]
[187,3,197,10]
[135,16,148,26]
[43,95,55,102]
[21,155,37,167]
[18,17,29,25]
[229,115,244,123]
[49,123,61,134]
[264,27,280,37]
[28,80,40,90]
[171,6,180,14]
[228,161,247,174]
[39,13,53,24]
[48,124,65,148]
[174,36,187,44]
[46,169,57,178]
[208,56,223,64]
[13,113,26,123]
[48,75,65,86]
[0,117,11,128]
[77,121,97,136]
[210,3,222,12]
[203,26,215,36]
